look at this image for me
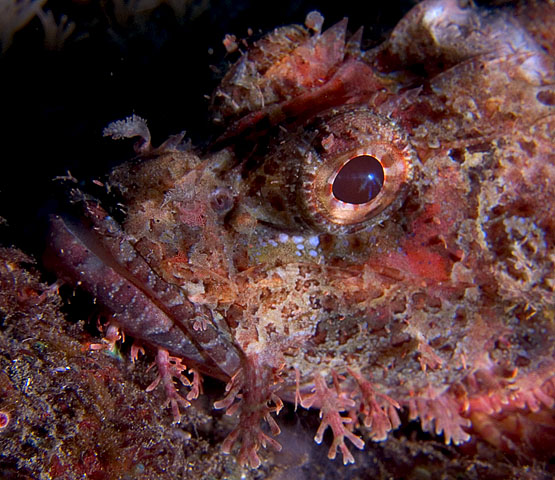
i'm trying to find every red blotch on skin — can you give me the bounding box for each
[381,203,454,283]
[405,248,451,282]
[380,247,451,283]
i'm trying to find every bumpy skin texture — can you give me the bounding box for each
[48,0,555,468]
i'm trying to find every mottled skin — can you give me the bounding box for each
[48,0,555,468]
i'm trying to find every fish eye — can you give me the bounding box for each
[299,109,416,233]
[241,108,416,234]
[331,154,385,204]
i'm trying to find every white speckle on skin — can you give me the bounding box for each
[292,235,304,244]
[278,233,289,243]
[308,235,320,247]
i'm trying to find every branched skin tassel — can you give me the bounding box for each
[47,0,555,468]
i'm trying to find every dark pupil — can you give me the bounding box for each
[332,155,384,204]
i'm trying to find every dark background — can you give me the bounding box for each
[1,0,421,261]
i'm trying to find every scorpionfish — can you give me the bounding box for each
[47,0,555,468]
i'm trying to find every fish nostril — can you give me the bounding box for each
[210,187,234,213]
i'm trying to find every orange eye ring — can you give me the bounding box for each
[299,109,416,234]
[239,108,416,234]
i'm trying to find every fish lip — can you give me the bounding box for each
[46,211,241,381]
